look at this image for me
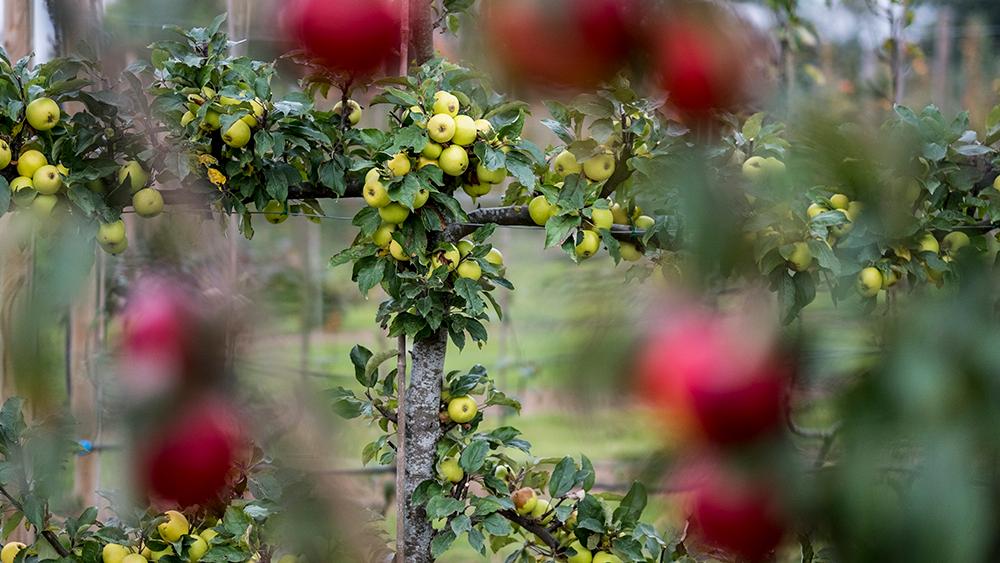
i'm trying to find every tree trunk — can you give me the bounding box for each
[408,0,434,66]
[400,330,446,562]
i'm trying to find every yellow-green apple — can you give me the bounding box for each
[379,202,410,224]
[1,542,25,563]
[439,145,469,176]
[33,164,62,194]
[9,176,32,192]
[222,119,252,148]
[806,203,827,219]
[582,151,615,182]
[635,215,655,230]
[485,248,503,266]
[0,140,10,169]
[741,156,767,182]
[447,395,478,423]
[439,457,464,483]
[32,194,58,217]
[528,195,554,225]
[457,239,475,257]
[372,224,395,247]
[512,488,537,515]
[363,177,391,208]
[610,203,629,224]
[530,498,552,523]
[387,153,411,177]
[100,238,128,256]
[575,229,600,259]
[98,220,126,246]
[17,149,47,178]
[942,231,970,254]
[158,511,190,542]
[389,240,409,261]
[118,161,148,192]
[412,188,430,209]
[421,142,443,159]
[456,260,482,281]
[847,201,863,220]
[762,157,785,176]
[432,91,459,116]
[201,111,221,131]
[917,233,940,254]
[188,535,209,562]
[474,119,493,135]
[133,188,164,218]
[619,242,642,262]
[590,207,613,230]
[592,552,622,563]
[262,200,288,224]
[332,100,362,125]
[418,157,438,169]
[552,150,581,176]
[857,267,882,298]
[102,543,131,563]
[451,115,477,146]
[786,242,812,271]
[427,114,456,143]
[463,182,491,198]
[26,97,60,130]
[567,541,592,563]
[476,162,506,184]
[121,554,148,563]
[432,244,461,271]
[829,194,849,210]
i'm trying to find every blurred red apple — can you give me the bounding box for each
[688,465,786,561]
[283,0,401,77]
[635,309,789,445]
[120,276,197,398]
[138,398,243,508]
[484,0,639,91]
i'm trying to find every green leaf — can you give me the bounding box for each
[481,512,512,536]
[548,457,578,498]
[459,440,490,474]
[349,345,374,386]
[426,495,466,519]
[329,244,376,268]
[454,278,484,316]
[742,112,765,140]
[544,214,581,248]
[355,257,386,297]
[612,482,648,527]
[430,530,457,558]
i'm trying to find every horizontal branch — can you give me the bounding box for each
[498,509,560,553]
[445,205,648,243]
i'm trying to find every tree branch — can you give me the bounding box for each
[0,483,71,557]
[498,509,561,553]
[444,206,649,242]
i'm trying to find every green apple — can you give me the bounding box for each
[389,240,409,261]
[102,543,131,563]
[262,200,288,224]
[100,237,128,256]
[97,220,126,246]
[917,233,940,254]
[552,150,582,176]
[32,194,58,217]
[741,156,767,182]
[1,542,25,563]
[0,140,10,169]
[118,161,148,193]
[451,115,477,146]
[787,242,812,271]
[439,457,464,483]
[610,203,629,224]
[9,176,32,192]
[180,111,195,127]
[456,260,482,281]
[474,119,493,135]
[575,230,601,259]
[121,555,148,563]
[447,395,478,423]
[635,215,655,230]
[332,99,362,125]
[829,210,853,237]
[882,267,901,289]
[242,99,265,127]
[857,267,882,298]
[829,194,850,210]
[528,195,554,225]
[17,149,48,178]
[762,157,786,176]
[363,178,391,208]
[485,248,504,266]
[201,110,221,131]
[133,188,164,218]
[388,153,411,177]
[26,97,60,131]
[994,175,1000,192]
[590,208,613,230]
[457,239,475,257]
[199,529,218,543]
[493,464,512,482]
[418,157,438,169]
[33,164,62,195]
[439,145,469,176]
[529,498,552,523]
[432,91,460,117]
[421,142,443,159]
[806,203,827,219]
[373,224,395,247]
[847,201,863,220]
[582,151,615,182]
[432,244,461,271]
[592,552,622,563]
[512,488,537,515]
[56,163,69,176]
[618,242,642,262]
[476,162,506,184]
[413,188,430,209]
[188,535,209,562]
[427,114,456,143]
[222,119,252,148]
[463,182,491,198]
[158,510,190,543]
[566,541,592,563]
[942,231,970,254]
[379,203,410,224]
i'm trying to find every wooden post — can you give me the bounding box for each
[931,7,952,109]
[70,257,99,508]
[3,0,34,61]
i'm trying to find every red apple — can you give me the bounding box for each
[283,0,401,77]
[635,309,789,445]
[688,466,786,561]
[138,398,243,508]
[484,0,638,91]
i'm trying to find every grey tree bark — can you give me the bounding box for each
[400,329,447,562]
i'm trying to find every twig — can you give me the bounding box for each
[498,509,560,553]
[0,483,71,557]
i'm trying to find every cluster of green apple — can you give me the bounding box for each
[528,148,654,262]
[179,86,266,150]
